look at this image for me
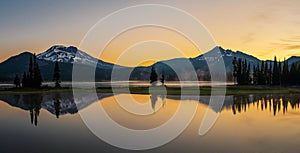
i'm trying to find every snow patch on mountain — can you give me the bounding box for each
[37,45,98,65]
[37,45,117,69]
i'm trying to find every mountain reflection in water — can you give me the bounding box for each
[0,93,300,126]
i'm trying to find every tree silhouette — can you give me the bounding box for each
[150,66,158,85]
[260,63,264,85]
[236,58,242,84]
[54,94,61,118]
[231,56,300,86]
[278,60,282,85]
[282,58,289,85]
[289,63,297,85]
[22,54,43,88]
[252,65,257,85]
[246,62,250,84]
[242,59,246,84]
[232,57,238,84]
[28,55,33,85]
[22,72,27,87]
[234,58,252,85]
[160,73,165,85]
[23,94,42,126]
[14,74,21,87]
[33,54,42,88]
[264,62,269,85]
[268,64,272,85]
[297,65,300,85]
[272,56,280,85]
[53,61,61,88]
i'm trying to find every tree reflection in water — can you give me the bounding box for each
[53,93,61,119]
[1,93,300,127]
[150,94,167,112]
[23,94,42,126]
[232,94,300,116]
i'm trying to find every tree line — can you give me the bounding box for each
[232,56,300,86]
[14,54,61,88]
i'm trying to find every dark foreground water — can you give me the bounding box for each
[1,93,300,153]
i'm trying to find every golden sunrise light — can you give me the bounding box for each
[2,1,300,153]
[1,0,299,65]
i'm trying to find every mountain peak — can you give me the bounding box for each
[37,45,94,64]
[0,51,33,65]
[36,45,115,69]
[48,45,78,54]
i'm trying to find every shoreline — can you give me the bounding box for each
[0,85,300,95]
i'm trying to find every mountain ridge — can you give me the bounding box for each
[0,45,299,82]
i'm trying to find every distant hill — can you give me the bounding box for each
[0,50,114,81]
[0,45,299,82]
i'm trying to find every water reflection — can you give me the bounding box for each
[1,93,300,126]
[1,93,300,153]
[54,93,61,118]
[0,93,96,126]
[23,94,42,126]
[150,94,166,112]
[231,94,300,116]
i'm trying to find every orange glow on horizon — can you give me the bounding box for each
[98,26,201,67]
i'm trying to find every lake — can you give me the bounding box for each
[0,81,234,88]
[0,92,300,153]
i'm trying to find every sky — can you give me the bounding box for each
[1,0,300,66]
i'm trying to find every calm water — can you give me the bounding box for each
[1,93,300,153]
[0,81,234,88]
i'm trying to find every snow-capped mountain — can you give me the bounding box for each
[37,45,115,69]
[1,45,300,82]
[195,46,260,64]
[37,45,95,64]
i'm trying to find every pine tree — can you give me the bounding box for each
[297,65,300,85]
[289,63,297,85]
[296,64,300,85]
[269,64,272,85]
[33,54,43,88]
[264,62,269,85]
[150,67,158,85]
[272,56,280,85]
[14,74,20,88]
[242,59,247,85]
[282,58,289,85]
[255,63,260,85]
[278,60,282,85]
[258,63,262,85]
[22,72,27,87]
[237,59,242,85]
[252,65,257,85]
[26,73,30,86]
[160,74,165,85]
[53,61,61,88]
[246,62,251,84]
[260,61,265,85]
[232,57,238,84]
[28,55,33,86]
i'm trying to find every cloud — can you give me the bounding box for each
[279,39,300,43]
[271,36,300,50]
[284,45,300,50]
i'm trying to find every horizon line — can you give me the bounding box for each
[1,44,299,66]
